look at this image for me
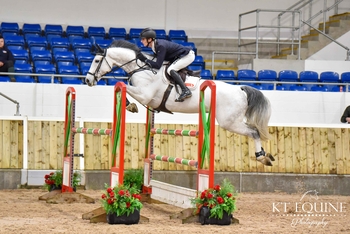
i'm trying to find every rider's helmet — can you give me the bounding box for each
[140,28,156,40]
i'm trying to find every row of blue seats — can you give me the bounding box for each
[0,22,188,41]
[3,33,196,51]
[213,69,350,83]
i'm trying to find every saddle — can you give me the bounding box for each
[164,63,201,84]
[153,64,201,114]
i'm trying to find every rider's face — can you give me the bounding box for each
[141,38,152,47]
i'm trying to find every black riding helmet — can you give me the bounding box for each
[140,28,156,40]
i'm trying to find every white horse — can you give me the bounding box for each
[85,40,275,166]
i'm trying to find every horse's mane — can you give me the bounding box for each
[109,40,141,54]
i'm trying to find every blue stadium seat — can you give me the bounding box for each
[341,72,350,83]
[35,64,59,83]
[4,35,25,47]
[50,37,70,49]
[258,69,277,81]
[177,41,197,54]
[31,50,52,63]
[1,22,19,34]
[168,30,187,42]
[2,32,18,38]
[79,62,92,75]
[8,45,24,51]
[289,85,308,91]
[88,26,106,38]
[14,63,35,83]
[319,71,340,83]
[0,76,11,82]
[26,36,48,48]
[14,60,28,65]
[52,47,69,56]
[11,49,29,63]
[75,51,94,64]
[129,28,143,39]
[57,61,74,69]
[66,25,85,37]
[310,85,329,92]
[191,55,205,69]
[237,69,256,85]
[187,65,202,72]
[33,61,51,69]
[105,68,128,85]
[44,24,63,36]
[278,70,298,82]
[108,27,127,40]
[22,23,42,35]
[58,65,83,84]
[252,83,274,90]
[154,29,167,39]
[54,51,75,63]
[299,70,319,82]
[95,39,113,49]
[71,38,92,50]
[216,70,235,81]
[200,69,213,80]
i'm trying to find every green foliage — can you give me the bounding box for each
[191,179,237,219]
[43,170,81,191]
[100,183,143,217]
[123,169,143,190]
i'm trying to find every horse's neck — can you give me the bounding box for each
[108,48,140,73]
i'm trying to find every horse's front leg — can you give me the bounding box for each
[254,138,275,166]
[125,85,157,112]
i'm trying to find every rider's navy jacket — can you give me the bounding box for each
[146,39,191,69]
[0,45,14,64]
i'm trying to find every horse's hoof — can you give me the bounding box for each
[126,103,138,113]
[256,156,273,166]
[266,153,275,161]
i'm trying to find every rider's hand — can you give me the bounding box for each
[137,52,147,62]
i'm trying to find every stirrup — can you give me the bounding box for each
[175,90,192,102]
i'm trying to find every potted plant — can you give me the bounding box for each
[123,169,144,190]
[43,170,81,192]
[191,179,237,225]
[101,183,143,225]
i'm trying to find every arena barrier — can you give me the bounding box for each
[62,83,127,192]
[142,80,217,208]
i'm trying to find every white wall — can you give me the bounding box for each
[0,83,349,125]
[1,0,347,38]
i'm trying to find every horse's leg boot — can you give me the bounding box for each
[125,98,138,113]
[170,70,192,102]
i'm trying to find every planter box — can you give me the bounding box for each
[199,206,232,225]
[106,209,140,225]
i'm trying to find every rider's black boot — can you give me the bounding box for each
[170,70,192,102]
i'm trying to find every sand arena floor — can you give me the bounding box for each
[0,189,349,234]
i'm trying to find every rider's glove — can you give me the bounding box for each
[137,52,147,62]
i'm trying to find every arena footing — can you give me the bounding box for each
[38,190,95,204]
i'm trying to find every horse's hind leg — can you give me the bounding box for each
[224,122,274,166]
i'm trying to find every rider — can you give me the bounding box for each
[137,28,194,102]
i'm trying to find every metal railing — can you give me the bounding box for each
[210,0,349,74]
[0,91,21,116]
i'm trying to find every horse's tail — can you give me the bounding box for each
[241,86,271,141]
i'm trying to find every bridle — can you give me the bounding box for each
[87,47,154,84]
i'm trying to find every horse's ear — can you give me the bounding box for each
[96,44,104,54]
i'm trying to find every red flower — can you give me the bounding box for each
[44,174,50,179]
[118,190,125,196]
[107,198,114,205]
[217,196,224,204]
[132,194,141,200]
[214,185,221,191]
[50,172,54,175]
[109,192,115,198]
[126,202,131,208]
[207,193,213,199]
[101,194,107,199]
[200,191,206,199]
[203,202,208,206]
[107,187,113,193]
[227,193,232,198]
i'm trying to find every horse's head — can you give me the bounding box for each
[85,45,112,86]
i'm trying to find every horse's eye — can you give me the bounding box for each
[95,60,100,63]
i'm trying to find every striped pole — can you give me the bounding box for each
[150,154,198,167]
[72,127,112,136]
[150,128,198,137]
